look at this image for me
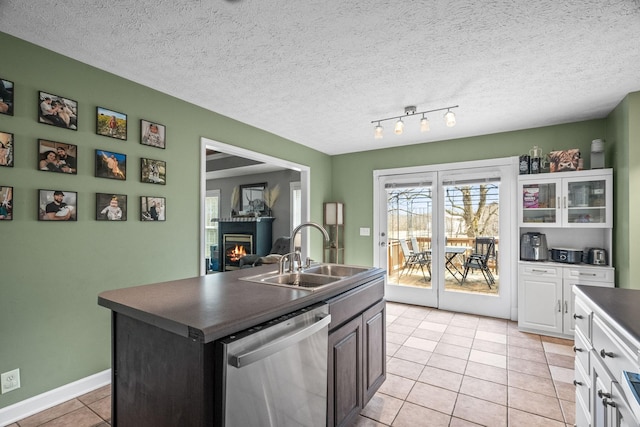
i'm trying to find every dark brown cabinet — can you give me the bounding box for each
[326,277,386,427]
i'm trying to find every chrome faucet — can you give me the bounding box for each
[289,222,330,272]
[279,251,301,274]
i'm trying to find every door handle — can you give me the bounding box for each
[564,301,568,314]
[573,313,583,319]
[228,313,331,368]
[557,300,561,312]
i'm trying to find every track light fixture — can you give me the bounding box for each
[371,105,458,139]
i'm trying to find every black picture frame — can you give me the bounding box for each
[38,91,77,130]
[38,189,77,221]
[240,183,267,214]
[140,119,166,149]
[140,196,165,221]
[140,158,166,185]
[0,186,12,220]
[0,78,14,116]
[0,131,13,167]
[95,149,127,180]
[96,193,127,221]
[96,106,127,140]
[38,139,77,174]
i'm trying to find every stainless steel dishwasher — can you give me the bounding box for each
[216,303,331,427]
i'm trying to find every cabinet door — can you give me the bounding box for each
[327,316,362,427]
[519,178,562,227]
[592,354,611,427]
[518,266,563,334]
[563,282,576,335]
[562,174,612,228]
[362,300,386,404]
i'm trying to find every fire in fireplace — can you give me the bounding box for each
[223,234,253,271]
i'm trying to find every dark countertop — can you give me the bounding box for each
[574,285,640,349]
[98,265,385,343]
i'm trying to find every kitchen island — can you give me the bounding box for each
[98,264,386,426]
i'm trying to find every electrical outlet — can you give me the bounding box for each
[1,369,20,394]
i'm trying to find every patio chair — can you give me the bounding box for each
[461,237,496,288]
[399,239,431,281]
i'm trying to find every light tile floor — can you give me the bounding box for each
[356,302,575,427]
[8,301,575,427]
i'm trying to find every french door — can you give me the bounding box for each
[374,158,517,319]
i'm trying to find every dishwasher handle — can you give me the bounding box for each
[229,313,331,369]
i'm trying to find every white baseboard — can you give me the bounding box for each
[0,369,111,427]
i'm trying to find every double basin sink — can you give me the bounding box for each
[241,264,371,291]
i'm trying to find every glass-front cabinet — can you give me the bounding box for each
[518,169,612,228]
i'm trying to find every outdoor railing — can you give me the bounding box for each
[388,236,499,275]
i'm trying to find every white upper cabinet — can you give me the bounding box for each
[518,169,612,228]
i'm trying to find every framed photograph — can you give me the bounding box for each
[0,131,13,167]
[38,189,77,221]
[140,196,165,221]
[1,78,14,116]
[0,186,13,220]
[38,139,77,174]
[96,149,126,180]
[140,120,166,149]
[549,149,581,172]
[240,183,266,214]
[38,91,77,130]
[96,107,127,140]
[140,158,166,185]
[96,193,127,221]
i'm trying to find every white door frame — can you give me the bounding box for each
[200,137,311,276]
[373,156,519,320]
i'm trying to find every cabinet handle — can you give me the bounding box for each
[531,269,549,273]
[563,196,567,209]
[557,300,561,312]
[573,345,583,353]
[573,313,583,319]
[598,389,612,399]
[602,398,616,408]
[557,196,560,209]
[564,301,568,314]
[573,380,583,386]
[578,273,598,277]
[600,348,614,358]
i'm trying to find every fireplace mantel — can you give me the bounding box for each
[213,217,275,223]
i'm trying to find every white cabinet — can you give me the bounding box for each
[574,288,640,427]
[518,169,612,228]
[518,262,613,338]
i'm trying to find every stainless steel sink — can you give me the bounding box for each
[241,271,341,291]
[302,264,370,277]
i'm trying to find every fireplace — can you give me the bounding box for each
[216,218,274,272]
[223,234,253,271]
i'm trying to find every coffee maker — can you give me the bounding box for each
[520,232,549,261]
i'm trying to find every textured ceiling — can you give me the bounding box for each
[1,0,639,155]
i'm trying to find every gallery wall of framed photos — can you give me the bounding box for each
[0,75,169,223]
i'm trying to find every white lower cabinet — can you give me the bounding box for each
[518,262,614,338]
[574,288,640,427]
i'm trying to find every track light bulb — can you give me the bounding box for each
[420,116,430,132]
[394,119,404,135]
[374,123,384,139]
[444,110,456,127]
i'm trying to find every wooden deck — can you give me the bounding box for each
[388,267,499,295]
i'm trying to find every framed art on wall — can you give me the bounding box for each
[96,193,127,221]
[140,158,166,185]
[38,189,77,221]
[38,91,77,130]
[0,186,13,220]
[140,196,165,221]
[38,139,77,174]
[140,120,165,149]
[96,107,127,140]
[96,150,126,180]
[0,131,13,167]
[0,78,14,116]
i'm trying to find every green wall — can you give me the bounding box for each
[0,32,331,408]
[608,92,640,289]
[332,121,610,265]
